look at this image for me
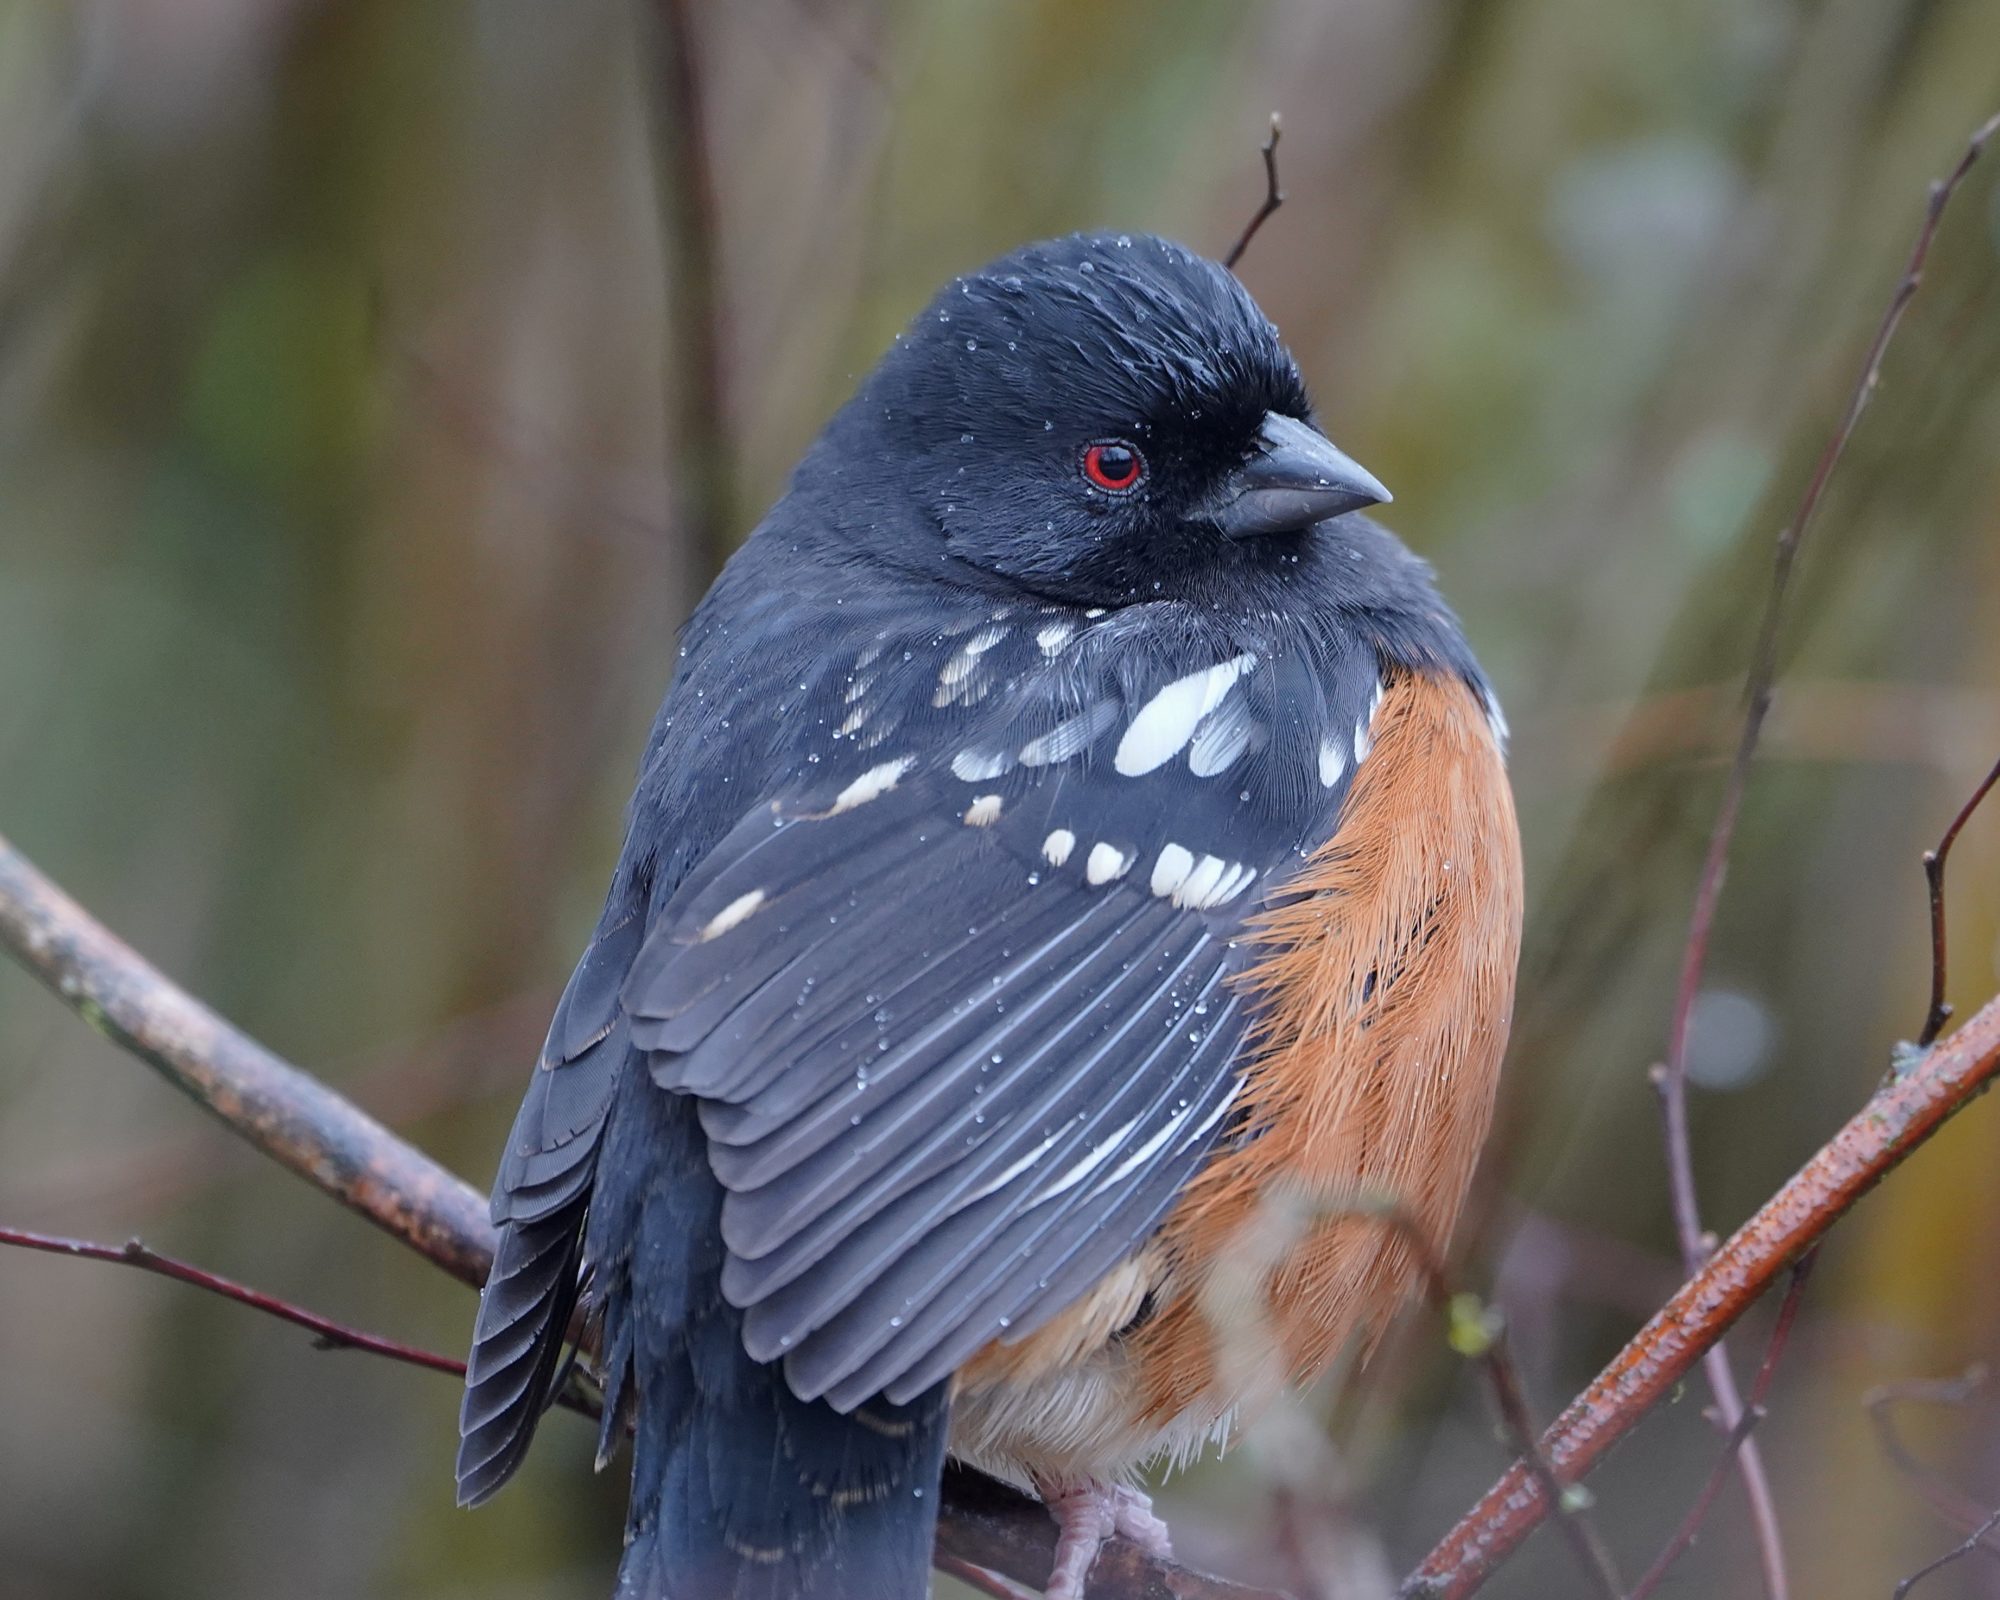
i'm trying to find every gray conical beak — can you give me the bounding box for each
[1203,412,1391,538]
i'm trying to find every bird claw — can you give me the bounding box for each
[1039,1481,1173,1599]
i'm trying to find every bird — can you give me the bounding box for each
[455,230,1522,1600]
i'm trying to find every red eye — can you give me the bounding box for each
[1082,441,1144,493]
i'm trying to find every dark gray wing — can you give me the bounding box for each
[623,602,1381,1410]
[457,904,640,1504]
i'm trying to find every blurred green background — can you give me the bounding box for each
[3,2,2000,1596]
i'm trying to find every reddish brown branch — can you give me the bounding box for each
[1647,102,2000,1600]
[1919,752,2000,1047]
[0,1223,468,1377]
[1406,990,2000,1598]
[1628,1249,1817,1600]
[1223,115,1285,271]
[0,831,1285,1600]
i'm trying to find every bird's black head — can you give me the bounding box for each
[805,232,1390,609]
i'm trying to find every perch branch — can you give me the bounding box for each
[1405,987,2000,1598]
[1627,1249,1816,1600]
[1223,115,1284,271]
[0,831,494,1287]
[0,830,1283,1600]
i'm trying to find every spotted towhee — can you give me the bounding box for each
[457,233,1521,1600]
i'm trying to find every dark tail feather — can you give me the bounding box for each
[455,1200,587,1506]
[614,1340,951,1600]
[593,1071,950,1600]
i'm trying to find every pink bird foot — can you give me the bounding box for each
[1038,1481,1173,1600]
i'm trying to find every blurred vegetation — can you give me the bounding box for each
[3,2,1999,1597]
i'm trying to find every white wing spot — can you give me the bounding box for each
[1043,829,1076,867]
[1482,686,1511,755]
[1036,620,1076,656]
[1353,678,1387,765]
[1187,693,1256,777]
[1175,854,1229,908]
[831,756,914,814]
[963,793,1003,827]
[1151,842,1195,899]
[952,749,1015,783]
[1150,850,1253,908]
[1085,842,1133,885]
[697,889,765,943]
[1115,654,1257,777]
[1019,701,1116,767]
[836,706,868,737]
[1206,863,1258,905]
[1318,738,1348,788]
[938,625,1007,694]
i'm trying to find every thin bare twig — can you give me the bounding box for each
[1649,102,2000,1600]
[1406,990,2000,1598]
[1896,1506,2000,1600]
[1223,115,1285,271]
[1628,1249,1818,1600]
[0,1223,467,1377]
[1863,1365,2000,1557]
[1918,752,2000,1047]
[1310,1195,1624,1599]
[644,0,737,588]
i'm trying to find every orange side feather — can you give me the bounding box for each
[1130,669,1522,1421]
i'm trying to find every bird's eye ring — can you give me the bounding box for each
[1082,441,1144,493]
